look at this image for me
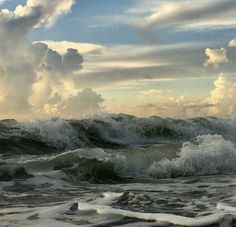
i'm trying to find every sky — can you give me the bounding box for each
[0,0,236,119]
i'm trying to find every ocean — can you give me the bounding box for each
[1,114,236,226]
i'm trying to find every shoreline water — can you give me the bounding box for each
[1,114,236,226]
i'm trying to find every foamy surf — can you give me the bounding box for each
[1,114,236,156]
[1,195,236,227]
[1,115,236,226]
[1,134,235,182]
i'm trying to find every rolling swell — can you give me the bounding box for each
[0,114,236,156]
[1,134,236,182]
[0,149,120,182]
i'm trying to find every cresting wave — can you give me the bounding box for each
[147,134,236,178]
[1,114,236,155]
[1,134,236,181]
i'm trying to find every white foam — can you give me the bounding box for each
[2,115,236,153]
[78,202,228,226]
[21,118,81,149]
[101,192,124,203]
[2,199,236,227]
[17,134,236,180]
[147,134,236,178]
[217,203,236,212]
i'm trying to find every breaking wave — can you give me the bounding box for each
[1,114,236,155]
[1,134,236,182]
[147,134,236,178]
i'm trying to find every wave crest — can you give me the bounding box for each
[148,134,236,178]
[1,114,236,155]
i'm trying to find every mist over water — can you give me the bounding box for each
[1,114,236,226]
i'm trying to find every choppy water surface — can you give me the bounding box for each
[1,114,236,226]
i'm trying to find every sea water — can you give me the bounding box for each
[1,114,236,226]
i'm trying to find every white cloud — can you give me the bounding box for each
[72,42,214,89]
[107,74,236,118]
[139,89,164,101]
[0,0,7,4]
[138,0,236,30]
[43,88,105,118]
[37,40,105,54]
[0,0,93,119]
[140,89,163,97]
[204,48,229,67]
[0,1,236,119]
[206,74,236,116]
[207,75,230,104]
[229,39,236,47]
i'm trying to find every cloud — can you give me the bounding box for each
[37,40,105,54]
[139,89,163,97]
[70,42,214,89]
[204,48,229,67]
[229,39,236,47]
[93,0,236,33]
[0,0,99,119]
[135,74,236,118]
[14,0,75,27]
[139,0,236,30]
[207,75,230,103]
[111,96,217,119]
[43,88,105,118]
[106,73,236,118]
[0,0,7,4]
[204,74,236,116]
[42,46,83,74]
[0,1,235,119]
[35,41,236,94]
[29,43,84,114]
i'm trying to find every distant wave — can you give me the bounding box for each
[0,114,236,155]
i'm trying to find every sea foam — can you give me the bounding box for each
[147,134,236,178]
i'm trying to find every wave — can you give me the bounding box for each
[1,134,236,182]
[0,149,120,183]
[1,114,236,155]
[147,134,236,178]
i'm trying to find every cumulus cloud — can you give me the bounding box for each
[29,43,84,114]
[204,48,229,67]
[229,39,236,47]
[110,97,216,119]
[42,46,83,74]
[0,0,107,119]
[0,1,235,120]
[15,0,75,27]
[139,75,236,118]
[35,41,234,95]
[107,73,236,119]
[207,75,230,104]
[204,74,236,116]
[42,88,105,118]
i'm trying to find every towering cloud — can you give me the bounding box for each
[0,0,104,119]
